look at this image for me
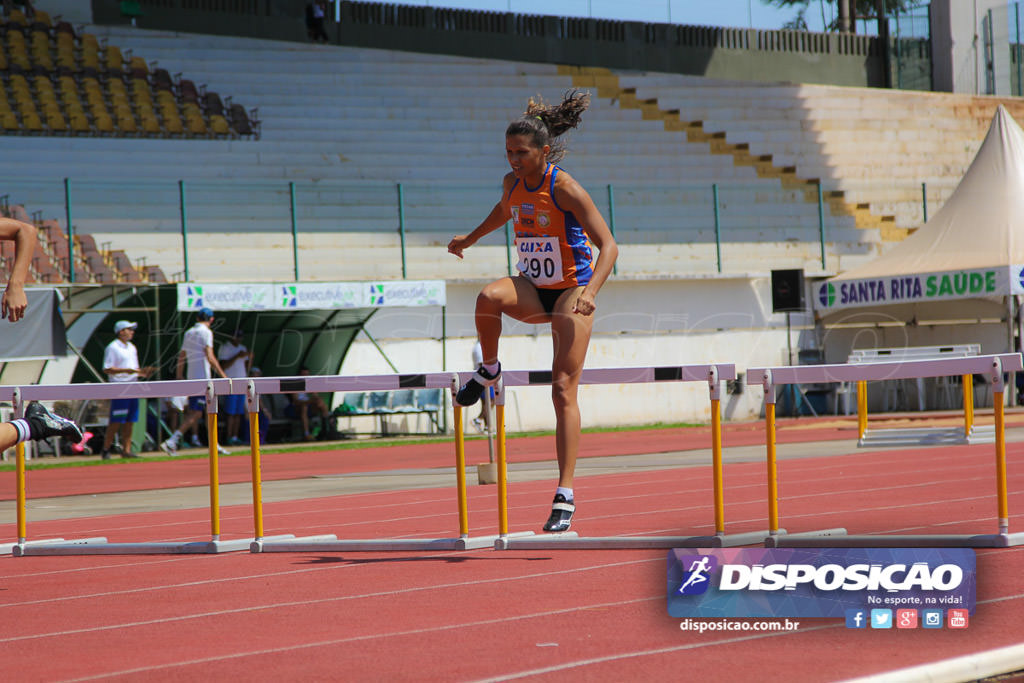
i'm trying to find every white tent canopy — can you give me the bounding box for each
[814,105,1024,313]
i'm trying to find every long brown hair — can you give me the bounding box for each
[505,90,590,163]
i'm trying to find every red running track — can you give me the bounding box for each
[0,424,1022,680]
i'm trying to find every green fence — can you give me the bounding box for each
[4,175,948,282]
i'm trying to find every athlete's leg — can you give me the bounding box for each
[548,286,593,489]
[474,276,550,364]
[0,423,18,451]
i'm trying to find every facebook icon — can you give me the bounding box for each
[845,609,867,629]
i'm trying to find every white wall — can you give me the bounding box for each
[931,0,1011,95]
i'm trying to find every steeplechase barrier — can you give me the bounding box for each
[1,379,300,556]
[747,353,1024,548]
[492,363,779,550]
[249,371,534,552]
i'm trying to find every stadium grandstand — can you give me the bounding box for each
[1,0,1022,430]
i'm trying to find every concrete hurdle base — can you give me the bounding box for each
[13,535,298,556]
[769,532,1024,548]
[763,528,849,548]
[252,531,535,553]
[494,529,780,550]
[6,537,108,555]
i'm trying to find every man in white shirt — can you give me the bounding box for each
[218,328,251,445]
[101,320,154,459]
[160,308,228,455]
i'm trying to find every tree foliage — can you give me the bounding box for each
[763,0,927,32]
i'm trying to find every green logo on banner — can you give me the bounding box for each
[187,285,204,308]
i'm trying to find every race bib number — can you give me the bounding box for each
[516,235,563,286]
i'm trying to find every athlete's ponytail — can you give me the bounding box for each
[506,90,590,163]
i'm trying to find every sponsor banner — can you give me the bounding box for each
[1012,264,1024,295]
[178,284,274,311]
[178,281,445,311]
[667,548,975,618]
[365,280,446,308]
[814,267,1011,312]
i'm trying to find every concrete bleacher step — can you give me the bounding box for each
[5,27,908,279]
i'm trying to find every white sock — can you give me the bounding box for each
[169,431,182,444]
[556,486,574,502]
[11,419,31,444]
[482,361,499,376]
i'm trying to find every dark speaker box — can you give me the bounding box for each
[771,269,806,312]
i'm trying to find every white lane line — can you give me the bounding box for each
[0,556,655,612]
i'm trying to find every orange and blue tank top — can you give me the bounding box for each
[506,163,594,289]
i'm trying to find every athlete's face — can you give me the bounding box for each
[506,134,549,180]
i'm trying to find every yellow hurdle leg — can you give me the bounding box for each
[208,412,220,539]
[249,412,264,540]
[994,391,1008,534]
[711,398,724,535]
[453,405,468,537]
[962,374,973,438]
[766,402,779,534]
[497,404,508,536]
[857,380,868,440]
[16,442,26,543]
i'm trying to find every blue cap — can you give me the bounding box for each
[197,307,214,320]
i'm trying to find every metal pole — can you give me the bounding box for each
[606,184,618,275]
[817,181,826,269]
[1017,3,1022,96]
[63,178,74,283]
[922,181,928,223]
[289,181,299,280]
[712,183,722,273]
[178,180,189,281]
[397,183,407,279]
[505,221,513,277]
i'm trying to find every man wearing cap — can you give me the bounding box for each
[101,320,155,459]
[161,307,229,455]
[218,328,252,446]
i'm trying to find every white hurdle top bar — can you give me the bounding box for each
[0,364,736,402]
[746,353,1023,387]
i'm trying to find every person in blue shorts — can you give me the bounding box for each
[218,328,252,445]
[101,320,155,459]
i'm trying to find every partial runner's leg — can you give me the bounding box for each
[457,277,549,407]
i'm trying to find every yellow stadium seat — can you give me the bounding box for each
[94,114,115,135]
[139,110,161,135]
[1,112,18,132]
[21,111,44,133]
[210,114,231,136]
[6,10,27,29]
[46,110,68,133]
[106,46,125,73]
[32,10,53,29]
[69,112,91,134]
[161,104,184,135]
[185,111,207,136]
[116,110,138,134]
[81,48,101,71]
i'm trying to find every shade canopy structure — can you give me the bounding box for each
[814,105,1024,315]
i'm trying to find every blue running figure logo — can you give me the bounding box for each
[677,555,716,595]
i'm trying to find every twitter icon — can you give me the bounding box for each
[871,609,893,629]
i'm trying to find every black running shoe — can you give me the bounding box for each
[542,494,575,533]
[455,363,501,407]
[25,402,84,443]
